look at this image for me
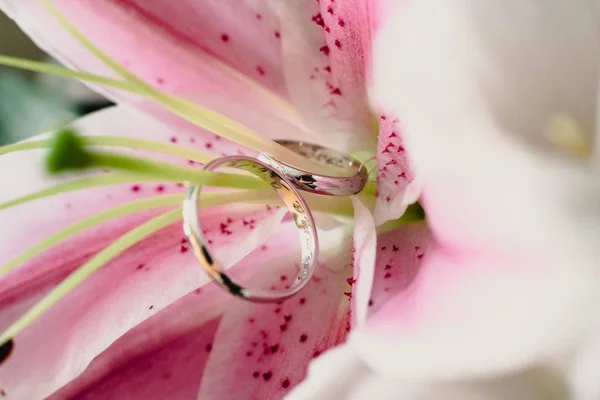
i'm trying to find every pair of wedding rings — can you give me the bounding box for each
[182,140,368,303]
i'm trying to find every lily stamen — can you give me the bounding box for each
[38,0,337,175]
[0,135,214,164]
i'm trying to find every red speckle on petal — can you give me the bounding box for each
[385,264,392,270]
[385,196,391,202]
[280,324,288,332]
[274,31,280,39]
[263,371,273,381]
[131,185,141,193]
[334,39,341,48]
[280,275,287,281]
[155,185,165,193]
[331,87,342,95]
[170,136,177,143]
[299,298,306,305]
[338,18,345,27]
[319,45,330,56]
[205,142,213,149]
[253,371,260,378]
[221,34,229,42]
[256,66,266,76]
[256,13,262,20]
[136,264,145,270]
[312,13,325,27]
[299,334,308,342]
[246,350,253,357]
[392,245,399,252]
[206,343,213,352]
[384,273,392,279]
[327,6,334,14]
[156,77,164,85]
[282,378,291,389]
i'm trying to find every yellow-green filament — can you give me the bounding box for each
[0,190,274,276]
[66,150,268,189]
[0,135,214,164]
[0,173,156,211]
[0,209,182,344]
[40,0,335,175]
[0,194,183,275]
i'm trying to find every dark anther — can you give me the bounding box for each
[0,340,14,364]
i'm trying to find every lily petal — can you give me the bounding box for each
[364,0,600,380]
[373,113,421,225]
[0,106,289,398]
[46,282,227,400]
[41,222,353,400]
[348,197,376,327]
[196,223,353,399]
[290,345,565,400]
[273,0,379,151]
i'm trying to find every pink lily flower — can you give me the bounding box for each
[2,0,597,399]
[290,0,600,399]
[0,1,423,399]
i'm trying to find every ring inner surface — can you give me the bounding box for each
[188,156,317,301]
[275,140,360,177]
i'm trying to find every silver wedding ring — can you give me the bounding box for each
[183,155,318,303]
[183,141,366,302]
[257,140,368,196]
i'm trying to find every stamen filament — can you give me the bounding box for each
[1,194,182,275]
[40,0,335,175]
[0,187,291,343]
[0,135,214,163]
[0,173,158,211]
[59,150,268,189]
[0,208,182,344]
[0,55,136,92]
[0,190,274,276]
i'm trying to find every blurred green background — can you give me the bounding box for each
[0,11,111,145]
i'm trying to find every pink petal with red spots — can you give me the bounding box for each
[197,228,352,399]
[0,108,291,399]
[0,206,294,399]
[36,222,349,399]
[274,0,378,152]
[373,114,421,226]
[46,285,226,400]
[361,0,600,380]
[348,197,377,327]
[351,226,600,380]
[366,222,431,318]
[0,0,309,143]
[1,106,190,280]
